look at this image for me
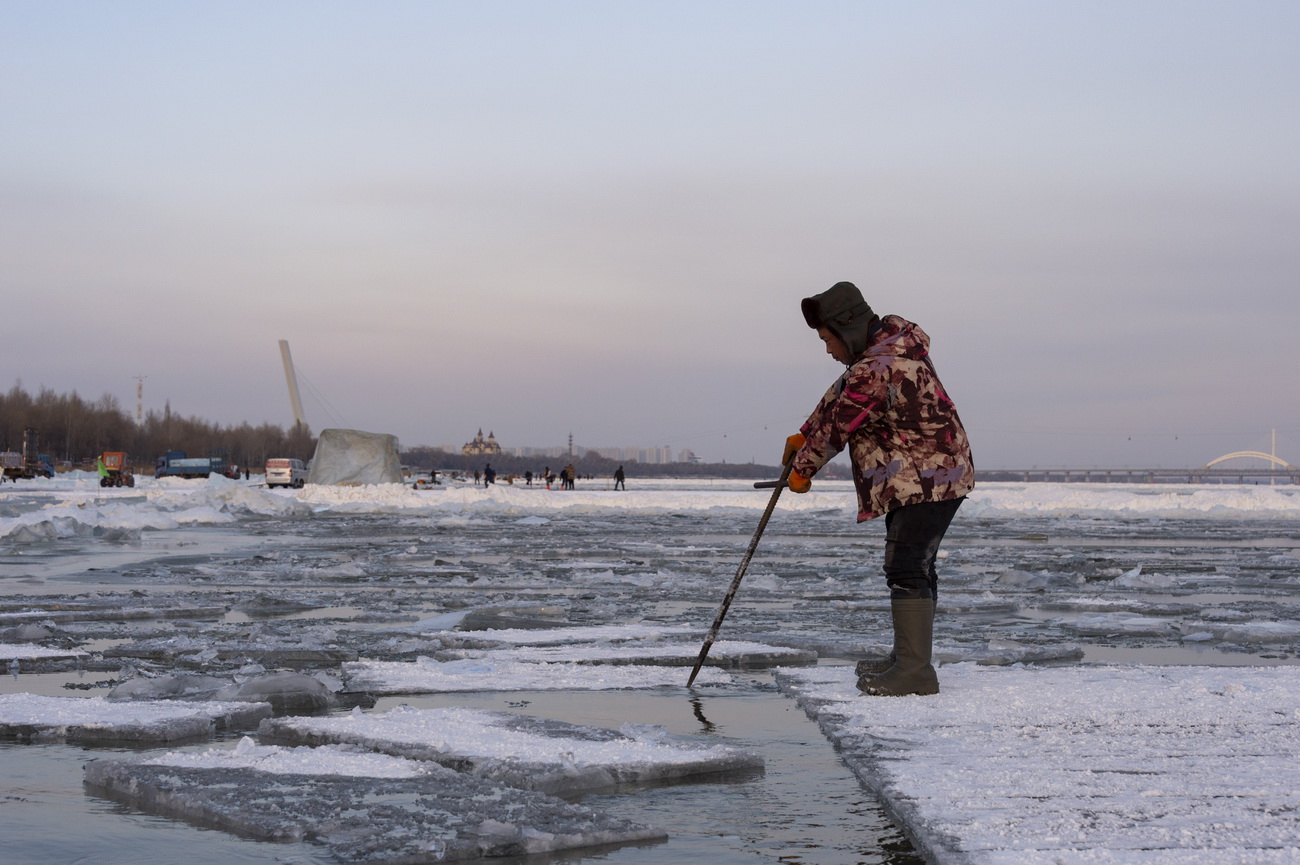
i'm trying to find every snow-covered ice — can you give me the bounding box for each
[260,704,764,794]
[0,692,271,742]
[437,638,816,668]
[85,741,668,863]
[776,664,1300,865]
[0,642,86,661]
[342,657,734,694]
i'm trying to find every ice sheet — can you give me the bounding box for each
[85,746,667,863]
[260,704,764,793]
[342,657,733,694]
[440,638,817,668]
[0,642,87,661]
[775,664,1300,865]
[0,692,272,743]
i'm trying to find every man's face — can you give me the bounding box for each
[817,326,854,365]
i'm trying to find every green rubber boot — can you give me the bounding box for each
[857,598,939,697]
[853,653,895,679]
[854,599,935,680]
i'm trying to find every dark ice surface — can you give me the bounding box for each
[84,755,668,863]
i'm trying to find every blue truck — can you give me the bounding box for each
[1,428,55,481]
[154,448,239,480]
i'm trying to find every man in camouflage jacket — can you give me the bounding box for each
[785,281,974,697]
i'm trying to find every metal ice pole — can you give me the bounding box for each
[686,459,794,687]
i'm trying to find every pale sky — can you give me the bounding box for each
[3,1,1297,469]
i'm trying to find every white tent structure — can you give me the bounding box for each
[306,429,402,486]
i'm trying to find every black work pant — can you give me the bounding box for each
[882,497,965,600]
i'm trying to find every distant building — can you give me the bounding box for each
[462,429,502,456]
[502,444,680,464]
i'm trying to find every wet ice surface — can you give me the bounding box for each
[3,474,1300,863]
[259,705,765,794]
[86,744,670,863]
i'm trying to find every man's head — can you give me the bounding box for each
[817,326,856,365]
[800,281,878,362]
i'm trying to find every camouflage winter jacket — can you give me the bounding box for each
[792,315,974,521]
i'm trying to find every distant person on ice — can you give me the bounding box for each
[614,465,626,490]
[483,463,496,487]
[783,281,973,697]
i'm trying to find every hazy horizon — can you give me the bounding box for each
[4,2,1297,470]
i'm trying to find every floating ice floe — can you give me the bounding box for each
[775,663,1300,865]
[0,693,270,743]
[85,740,667,863]
[0,642,87,662]
[412,622,699,647]
[960,638,1086,667]
[260,704,764,794]
[102,633,359,666]
[342,657,732,695]
[1112,565,1181,589]
[108,671,363,714]
[1203,620,1300,645]
[440,639,815,669]
[0,602,225,627]
[1036,597,1201,616]
[1059,614,1177,636]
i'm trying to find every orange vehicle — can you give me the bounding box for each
[98,452,135,488]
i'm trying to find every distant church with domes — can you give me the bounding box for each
[462,429,502,456]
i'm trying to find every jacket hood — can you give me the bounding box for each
[801,281,878,359]
[869,315,931,362]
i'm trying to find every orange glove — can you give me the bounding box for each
[788,470,811,493]
[782,433,806,466]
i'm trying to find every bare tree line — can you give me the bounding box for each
[1,383,315,472]
[1,382,847,481]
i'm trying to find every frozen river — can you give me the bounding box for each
[3,474,1299,863]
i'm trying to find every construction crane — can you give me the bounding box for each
[279,340,308,431]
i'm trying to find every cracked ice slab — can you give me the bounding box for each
[440,639,817,668]
[260,705,764,794]
[0,693,271,743]
[0,642,88,661]
[84,739,666,862]
[342,657,733,694]
[775,664,1300,865]
[412,621,700,646]
[0,603,226,625]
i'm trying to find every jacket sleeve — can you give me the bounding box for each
[792,364,885,478]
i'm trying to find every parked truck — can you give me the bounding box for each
[154,448,239,480]
[1,428,55,481]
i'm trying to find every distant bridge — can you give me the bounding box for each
[1200,451,1294,471]
[978,451,1299,484]
[976,467,1299,484]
